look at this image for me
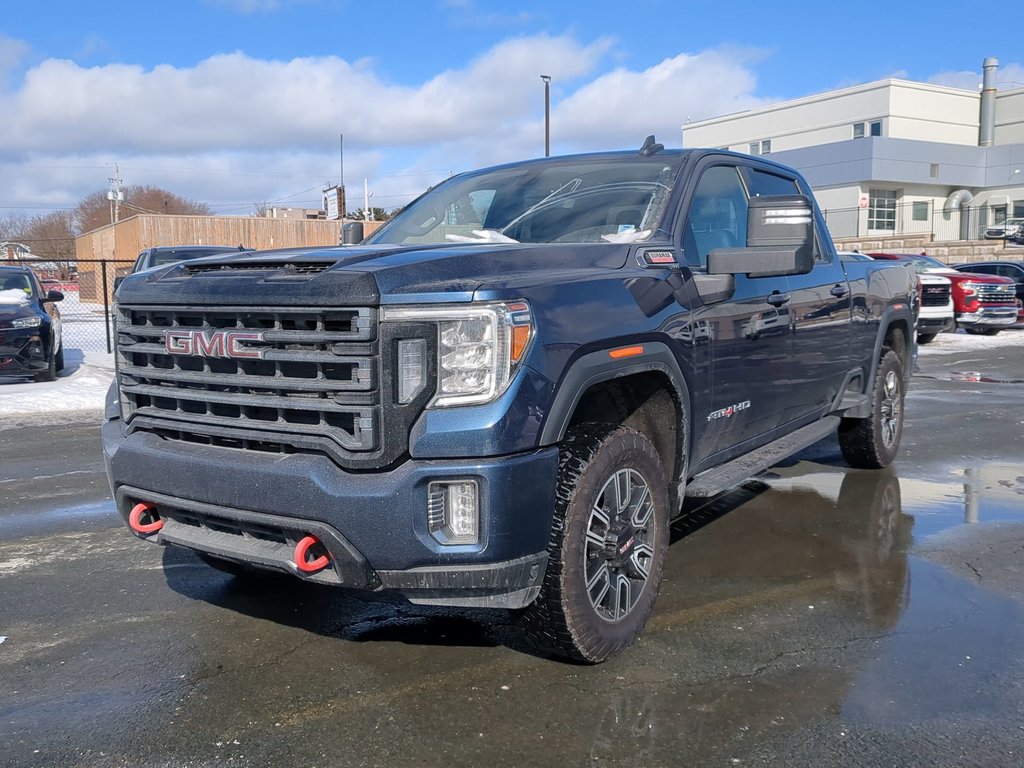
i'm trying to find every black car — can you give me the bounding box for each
[0,266,64,381]
[134,245,250,273]
[115,245,251,291]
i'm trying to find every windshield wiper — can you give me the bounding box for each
[499,178,583,233]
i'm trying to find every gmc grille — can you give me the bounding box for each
[115,305,434,469]
[921,284,951,307]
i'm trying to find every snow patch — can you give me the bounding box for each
[0,353,113,419]
[918,328,1024,355]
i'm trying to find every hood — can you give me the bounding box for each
[926,268,1014,284]
[117,243,632,306]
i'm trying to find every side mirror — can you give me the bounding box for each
[114,276,125,291]
[707,195,815,278]
[342,221,364,245]
[44,290,64,302]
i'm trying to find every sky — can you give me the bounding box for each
[0,0,1019,219]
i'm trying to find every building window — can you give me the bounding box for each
[853,122,865,139]
[868,189,897,231]
[912,201,929,221]
[1014,201,1024,218]
[760,139,771,154]
[748,142,760,156]
[993,205,1007,225]
[869,120,882,137]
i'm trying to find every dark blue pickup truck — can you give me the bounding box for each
[104,142,916,662]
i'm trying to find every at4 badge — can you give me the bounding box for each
[707,400,751,422]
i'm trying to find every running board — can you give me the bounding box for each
[685,416,841,499]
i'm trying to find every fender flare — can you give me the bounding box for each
[847,305,914,419]
[538,341,691,451]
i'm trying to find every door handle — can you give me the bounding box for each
[830,283,848,298]
[766,292,791,307]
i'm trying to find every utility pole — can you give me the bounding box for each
[364,178,373,221]
[540,75,551,157]
[339,133,346,218]
[107,163,124,225]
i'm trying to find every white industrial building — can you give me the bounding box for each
[682,58,1024,241]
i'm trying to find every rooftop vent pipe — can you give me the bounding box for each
[980,57,998,147]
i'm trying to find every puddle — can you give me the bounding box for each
[915,370,1024,384]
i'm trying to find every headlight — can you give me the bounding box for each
[961,281,982,296]
[382,301,534,407]
[10,316,42,328]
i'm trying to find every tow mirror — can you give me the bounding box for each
[707,194,815,278]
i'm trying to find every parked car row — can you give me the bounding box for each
[983,218,1024,242]
[840,252,1024,343]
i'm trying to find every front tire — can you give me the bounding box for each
[839,350,905,469]
[916,333,937,344]
[33,351,56,383]
[964,327,1000,336]
[519,424,670,663]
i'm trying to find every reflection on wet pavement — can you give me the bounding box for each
[2,439,1024,764]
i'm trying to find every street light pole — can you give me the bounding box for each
[540,75,551,157]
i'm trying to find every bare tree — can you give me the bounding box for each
[18,211,76,274]
[75,185,212,233]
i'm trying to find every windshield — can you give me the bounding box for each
[0,272,35,304]
[906,254,950,273]
[367,155,686,246]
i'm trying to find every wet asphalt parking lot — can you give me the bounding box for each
[1,334,1023,768]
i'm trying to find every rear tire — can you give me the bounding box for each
[518,423,670,663]
[839,350,905,469]
[916,333,937,344]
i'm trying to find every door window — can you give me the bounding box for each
[683,166,749,269]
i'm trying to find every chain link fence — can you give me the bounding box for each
[9,257,136,355]
[822,201,1024,242]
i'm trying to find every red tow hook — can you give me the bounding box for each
[294,535,330,574]
[128,502,164,535]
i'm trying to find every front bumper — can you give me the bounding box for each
[955,307,1018,327]
[0,327,49,374]
[917,315,955,334]
[103,418,558,608]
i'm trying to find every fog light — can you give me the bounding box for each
[427,480,479,545]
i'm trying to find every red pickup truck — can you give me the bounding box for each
[868,253,1018,335]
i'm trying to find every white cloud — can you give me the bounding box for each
[553,47,768,150]
[0,36,771,214]
[928,63,1024,91]
[0,34,30,84]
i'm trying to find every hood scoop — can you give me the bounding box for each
[183,260,334,276]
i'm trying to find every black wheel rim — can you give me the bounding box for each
[584,468,656,623]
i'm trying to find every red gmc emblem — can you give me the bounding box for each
[164,329,267,359]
